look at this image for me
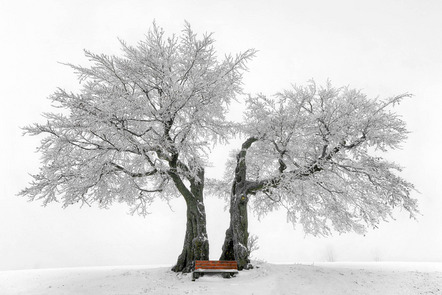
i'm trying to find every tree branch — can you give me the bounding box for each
[247,135,367,194]
[109,162,157,178]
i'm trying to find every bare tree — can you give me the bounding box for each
[19,22,255,273]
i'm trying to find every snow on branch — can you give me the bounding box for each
[20,22,255,214]
[227,81,417,236]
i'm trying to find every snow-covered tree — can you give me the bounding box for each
[19,22,255,273]
[218,81,418,270]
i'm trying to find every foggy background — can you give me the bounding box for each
[1,0,441,271]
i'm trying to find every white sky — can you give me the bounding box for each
[1,0,441,271]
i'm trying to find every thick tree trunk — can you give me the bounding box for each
[220,188,252,270]
[171,197,209,273]
[220,137,258,270]
[170,168,209,273]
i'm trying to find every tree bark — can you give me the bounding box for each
[220,187,252,270]
[171,197,209,273]
[220,137,257,270]
[170,168,210,273]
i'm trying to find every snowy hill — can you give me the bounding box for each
[1,262,441,294]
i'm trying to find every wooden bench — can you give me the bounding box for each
[192,260,238,281]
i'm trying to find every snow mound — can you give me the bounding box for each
[1,262,441,294]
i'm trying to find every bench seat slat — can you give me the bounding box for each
[193,269,238,273]
[195,260,236,265]
[195,265,236,268]
[195,261,236,265]
[196,262,236,264]
[195,266,237,269]
[195,264,237,267]
[195,264,236,266]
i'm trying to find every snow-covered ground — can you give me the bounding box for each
[1,262,441,295]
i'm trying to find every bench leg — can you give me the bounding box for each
[192,272,201,281]
[222,273,232,279]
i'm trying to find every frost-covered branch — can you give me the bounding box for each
[20,22,255,215]
[225,81,417,236]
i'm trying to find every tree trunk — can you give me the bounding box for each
[220,137,257,270]
[171,197,209,273]
[170,168,209,273]
[220,187,252,270]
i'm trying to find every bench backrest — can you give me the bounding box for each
[194,260,238,270]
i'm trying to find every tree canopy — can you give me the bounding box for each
[20,22,255,215]
[222,81,417,237]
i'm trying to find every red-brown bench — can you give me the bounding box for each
[192,260,238,281]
